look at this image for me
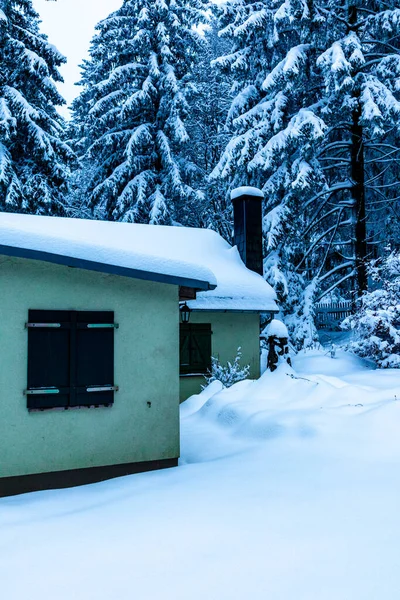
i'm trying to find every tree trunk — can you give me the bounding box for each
[350,105,368,296]
[348,4,368,296]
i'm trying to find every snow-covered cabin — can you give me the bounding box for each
[179,187,278,400]
[0,187,277,496]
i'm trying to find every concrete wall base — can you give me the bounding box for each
[0,458,178,498]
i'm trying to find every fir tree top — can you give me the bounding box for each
[72,0,208,223]
[0,0,75,214]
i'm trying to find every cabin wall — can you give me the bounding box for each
[179,312,260,402]
[0,257,179,484]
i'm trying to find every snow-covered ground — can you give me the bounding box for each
[2,350,400,600]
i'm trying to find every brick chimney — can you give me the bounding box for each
[231,186,264,276]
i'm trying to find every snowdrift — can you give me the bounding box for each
[181,350,400,464]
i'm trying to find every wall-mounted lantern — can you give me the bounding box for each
[180,303,191,323]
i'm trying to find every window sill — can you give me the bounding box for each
[180,373,207,378]
[28,404,113,413]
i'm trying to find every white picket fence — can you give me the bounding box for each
[315,300,352,329]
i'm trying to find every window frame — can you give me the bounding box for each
[26,310,117,411]
[179,323,212,376]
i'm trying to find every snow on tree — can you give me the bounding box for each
[0,0,75,214]
[314,1,400,300]
[212,0,400,348]
[342,251,400,368]
[72,0,208,224]
[183,16,233,239]
[211,0,325,347]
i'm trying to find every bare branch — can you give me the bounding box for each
[317,271,356,302]
[368,181,400,190]
[316,211,345,278]
[296,219,352,271]
[318,260,355,283]
[304,181,353,209]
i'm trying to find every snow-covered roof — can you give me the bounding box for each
[0,213,278,312]
[180,229,278,312]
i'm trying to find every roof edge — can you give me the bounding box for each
[0,245,216,291]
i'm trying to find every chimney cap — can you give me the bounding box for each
[231,186,264,201]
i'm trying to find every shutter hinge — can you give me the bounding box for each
[26,323,61,328]
[25,388,60,395]
[86,385,119,393]
[86,324,119,329]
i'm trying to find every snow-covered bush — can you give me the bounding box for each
[284,279,319,351]
[342,253,400,368]
[203,348,250,388]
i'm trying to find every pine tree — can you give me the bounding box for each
[212,0,324,347]
[213,0,400,346]
[72,0,207,224]
[183,18,233,238]
[0,0,74,214]
[314,1,400,299]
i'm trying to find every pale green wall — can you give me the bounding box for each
[179,312,260,402]
[0,257,180,478]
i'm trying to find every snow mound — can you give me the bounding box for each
[264,318,288,338]
[181,351,400,463]
[180,380,223,419]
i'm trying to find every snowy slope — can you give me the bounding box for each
[1,350,400,600]
[0,213,277,310]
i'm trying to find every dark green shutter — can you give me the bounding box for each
[179,327,191,371]
[73,311,115,407]
[27,310,72,409]
[27,310,115,409]
[180,324,211,374]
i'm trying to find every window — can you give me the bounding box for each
[26,310,117,410]
[179,323,212,375]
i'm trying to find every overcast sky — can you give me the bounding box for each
[33,0,123,117]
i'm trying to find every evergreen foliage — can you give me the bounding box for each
[0,0,74,214]
[184,18,232,238]
[212,0,325,346]
[72,0,208,224]
[343,252,400,368]
[314,1,400,299]
[212,0,400,348]
[2,0,398,364]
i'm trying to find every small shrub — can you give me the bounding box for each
[203,347,250,388]
[342,252,400,368]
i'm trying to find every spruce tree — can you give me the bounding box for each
[212,0,325,347]
[0,0,74,214]
[213,0,400,345]
[314,1,400,298]
[184,19,232,238]
[72,0,207,224]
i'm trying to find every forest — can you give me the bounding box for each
[1,0,399,364]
